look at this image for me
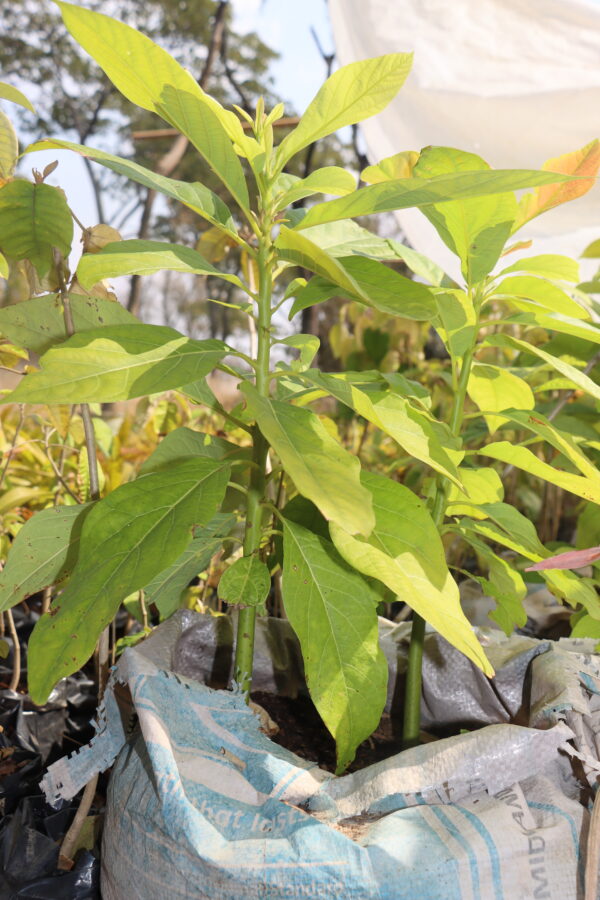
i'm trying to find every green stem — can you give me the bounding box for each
[402,335,478,748]
[233,226,273,696]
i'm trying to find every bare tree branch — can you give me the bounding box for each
[220,24,251,111]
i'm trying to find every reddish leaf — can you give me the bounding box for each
[515,139,600,231]
[525,545,600,571]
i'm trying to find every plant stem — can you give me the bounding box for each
[233,222,273,696]
[6,609,20,692]
[402,340,477,748]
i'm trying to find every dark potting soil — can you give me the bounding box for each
[250,690,404,773]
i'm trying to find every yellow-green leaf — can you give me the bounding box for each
[77,239,244,290]
[295,170,573,230]
[275,225,368,300]
[479,442,600,504]
[413,147,517,284]
[435,290,477,359]
[301,370,463,485]
[484,333,600,401]
[498,254,580,283]
[54,1,249,210]
[277,227,436,320]
[275,167,356,210]
[582,239,600,259]
[329,472,493,675]
[446,468,504,518]
[467,363,535,433]
[241,382,374,536]
[0,109,18,180]
[361,151,419,184]
[493,275,589,320]
[27,139,237,237]
[276,53,413,167]
[0,82,35,113]
[501,408,600,483]
[503,305,600,346]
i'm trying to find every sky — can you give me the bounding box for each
[232,0,332,113]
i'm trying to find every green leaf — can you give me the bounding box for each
[492,275,589,319]
[27,457,231,703]
[413,147,517,284]
[144,513,234,619]
[76,239,244,291]
[297,220,446,284]
[276,53,413,167]
[582,239,600,259]
[467,363,535,433]
[458,530,526,635]
[0,252,7,280]
[503,305,600,346]
[140,427,249,475]
[484,333,600,402]
[434,290,477,358]
[571,615,600,639]
[277,334,320,369]
[6,325,227,404]
[0,293,139,354]
[455,505,600,616]
[282,518,387,773]
[485,558,528,634]
[275,226,368,301]
[466,502,545,556]
[0,82,35,113]
[0,110,18,179]
[478,442,600,504]
[288,278,342,319]
[55,2,249,210]
[295,170,574,230]
[275,167,356,209]
[27,140,237,237]
[498,254,580,283]
[300,369,463,485]
[0,504,92,613]
[329,472,493,675]
[77,447,105,501]
[337,256,437,320]
[577,504,600,551]
[241,382,374,536]
[218,555,271,615]
[0,181,73,277]
[277,227,437,320]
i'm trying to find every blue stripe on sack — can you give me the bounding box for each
[452,806,504,900]
[528,801,582,892]
[429,806,482,900]
[368,803,463,900]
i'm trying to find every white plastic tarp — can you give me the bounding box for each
[328,0,600,277]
